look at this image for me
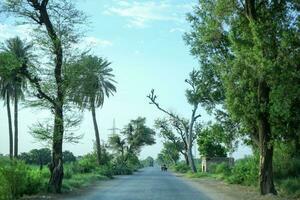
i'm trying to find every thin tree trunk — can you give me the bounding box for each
[14,90,18,158]
[258,80,277,195]
[48,106,64,193]
[6,95,13,159]
[91,102,101,165]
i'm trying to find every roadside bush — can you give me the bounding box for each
[0,171,10,200]
[96,165,113,178]
[226,156,258,186]
[112,164,133,175]
[0,160,28,199]
[24,169,45,195]
[64,165,73,179]
[173,163,190,173]
[273,143,300,179]
[278,178,300,197]
[215,163,232,176]
[78,153,97,173]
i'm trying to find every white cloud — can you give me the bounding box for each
[104,1,194,28]
[82,36,113,48]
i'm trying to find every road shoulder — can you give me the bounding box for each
[173,173,287,200]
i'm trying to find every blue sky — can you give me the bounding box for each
[0,0,252,159]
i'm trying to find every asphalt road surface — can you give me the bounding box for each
[64,167,212,200]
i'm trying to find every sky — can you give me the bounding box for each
[0,0,252,159]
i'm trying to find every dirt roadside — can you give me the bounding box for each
[175,173,298,200]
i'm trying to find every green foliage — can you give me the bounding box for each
[68,55,117,109]
[0,159,47,199]
[173,163,191,173]
[157,142,180,165]
[215,163,231,176]
[63,150,76,163]
[24,169,45,195]
[78,153,98,173]
[226,156,259,186]
[197,124,228,157]
[273,142,300,179]
[0,160,28,199]
[62,173,107,191]
[19,148,51,169]
[278,178,300,197]
[140,156,154,167]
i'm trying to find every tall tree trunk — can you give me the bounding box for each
[14,90,18,158]
[258,80,277,195]
[183,152,189,166]
[187,143,197,173]
[48,106,64,193]
[187,104,198,173]
[6,95,13,159]
[91,101,101,165]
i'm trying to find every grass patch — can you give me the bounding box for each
[62,173,109,191]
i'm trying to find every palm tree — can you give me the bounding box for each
[0,54,14,159]
[72,55,116,165]
[1,37,33,158]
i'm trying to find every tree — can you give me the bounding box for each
[160,142,180,165]
[70,55,116,165]
[147,70,202,173]
[0,52,20,159]
[109,117,156,166]
[154,118,190,165]
[62,150,76,163]
[2,0,87,193]
[29,148,51,170]
[19,148,51,170]
[197,123,228,158]
[185,0,300,195]
[1,37,33,158]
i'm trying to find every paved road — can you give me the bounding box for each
[65,167,211,200]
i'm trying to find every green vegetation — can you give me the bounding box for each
[172,152,300,198]
[0,145,147,199]
[183,0,300,196]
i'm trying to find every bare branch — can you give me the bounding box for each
[147,89,186,127]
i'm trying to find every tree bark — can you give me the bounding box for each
[6,95,13,159]
[91,101,102,165]
[48,106,64,193]
[187,104,198,173]
[187,144,197,173]
[258,80,277,195]
[14,89,18,158]
[183,152,189,166]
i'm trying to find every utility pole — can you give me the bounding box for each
[108,118,120,134]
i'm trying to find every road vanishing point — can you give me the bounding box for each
[63,167,212,200]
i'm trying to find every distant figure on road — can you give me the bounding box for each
[161,164,167,171]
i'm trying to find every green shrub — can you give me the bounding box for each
[64,165,73,179]
[226,156,258,186]
[208,163,218,173]
[215,163,232,176]
[0,160,28,199]
[24,169,45,195]
[173,163,190,173]
[96,165,113,178]
[0,171,10,200]
[112,164,133,175]
[78,154,97,173]
[273,143,300,179]
[63,173,107,191]
[278,178,300,197]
